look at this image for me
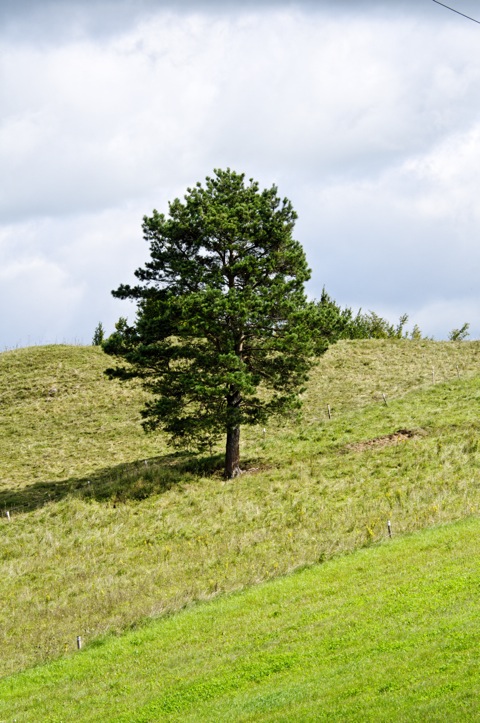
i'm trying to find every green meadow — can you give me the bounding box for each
[1,517,478,722]
[0,340,479,719]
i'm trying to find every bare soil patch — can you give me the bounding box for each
[345,429,420,453]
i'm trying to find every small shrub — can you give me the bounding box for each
[448,323,469,342]
[92,322,105,346]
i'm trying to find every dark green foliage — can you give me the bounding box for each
[314,292,413,341]
[313,288,355,343]
[348,310,409,339]
[92,322,105,346]
[448,323,470,341]
[104,169,321,477]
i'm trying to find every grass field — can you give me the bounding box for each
[0,339,479,693]
[1,517,478,721]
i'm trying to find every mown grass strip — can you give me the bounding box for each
[1,517,478,721]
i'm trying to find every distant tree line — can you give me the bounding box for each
[314,290,470,343]
[315,289,417,342]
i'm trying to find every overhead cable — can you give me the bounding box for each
[432,0,480,24]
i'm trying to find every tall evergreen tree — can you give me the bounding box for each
[104,169,322,478]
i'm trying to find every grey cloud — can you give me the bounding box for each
[2,0,480,346]
[2,6,475,224]
[0,0,446,44]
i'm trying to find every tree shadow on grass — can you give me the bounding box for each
[0,452,225,515]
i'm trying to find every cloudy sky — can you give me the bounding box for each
[1,0,480,347]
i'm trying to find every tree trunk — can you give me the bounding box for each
[225,425,241,479]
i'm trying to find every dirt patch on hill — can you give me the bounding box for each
[345,428,420,453]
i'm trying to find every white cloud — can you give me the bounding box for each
[1,1,480,346]
[0,254,85,347]
[415,298,479,340]
[403,124,480,224]
[4,8,479,221]
[0,209,147,346]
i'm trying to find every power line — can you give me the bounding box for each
[432,0,480,24]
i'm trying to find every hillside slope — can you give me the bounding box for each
[1,517,479,721]
[2,340,480,492]
[1,340,479,676]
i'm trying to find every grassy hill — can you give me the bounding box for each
[1,339,479,685]
[1,517,479,721]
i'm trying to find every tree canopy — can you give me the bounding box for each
[104,169,323,478]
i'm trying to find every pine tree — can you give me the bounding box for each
[104,169,322,478]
